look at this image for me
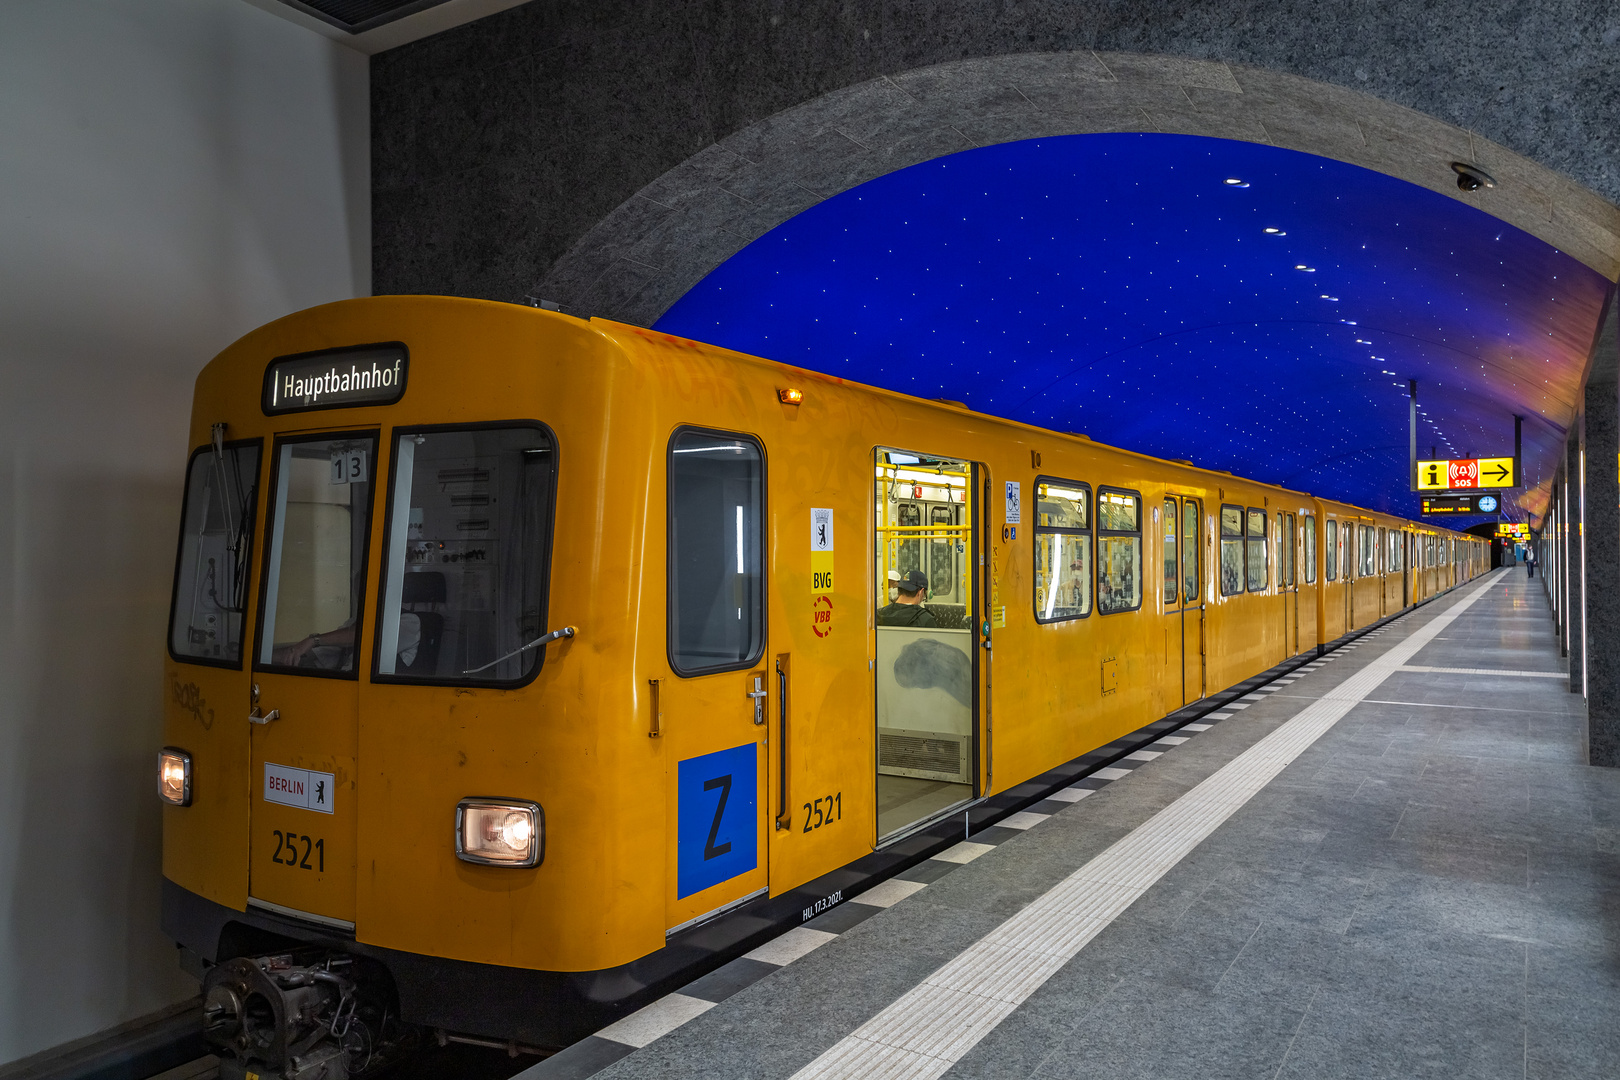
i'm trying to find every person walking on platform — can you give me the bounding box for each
[877,569,938,626]
[1526,545,1536,578]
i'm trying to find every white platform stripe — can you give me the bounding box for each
[787,573,1501,1080]
[1398,665,1566,678]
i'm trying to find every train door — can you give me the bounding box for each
[1162,495,1204,706]
[874,449,977,842]
[247,431,379,927]
[1279,511,1298,656]
[659,428,773,934]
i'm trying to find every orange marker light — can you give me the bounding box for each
[778,388,804,405]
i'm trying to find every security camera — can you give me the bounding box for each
[1450,162,1497,192]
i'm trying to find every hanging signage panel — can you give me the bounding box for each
[1415,456,1515,491]
[262,343,409,415]
[1421,493,1500,515]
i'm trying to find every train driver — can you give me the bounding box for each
[877,569,938,627]
[273,612,421,670]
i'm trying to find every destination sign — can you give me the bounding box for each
[263,343,408,415]
[1421,493,1500,515]
[1416,456,1515,491]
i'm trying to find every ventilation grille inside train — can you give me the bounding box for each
[279,0,449,33]
[878,732,968,782]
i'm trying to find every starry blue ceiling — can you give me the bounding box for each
[654,133,1612,525]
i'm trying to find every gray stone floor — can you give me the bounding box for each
[587,570,1620,1079]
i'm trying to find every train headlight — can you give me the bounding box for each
[455,798,543,867]
[159,748,192,806]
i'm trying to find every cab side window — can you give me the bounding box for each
[668,429,765,675]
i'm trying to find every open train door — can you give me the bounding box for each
[873,448,979,843]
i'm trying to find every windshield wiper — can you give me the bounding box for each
[462,626,576,675]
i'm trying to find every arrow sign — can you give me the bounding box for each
[1416,456,1515,491]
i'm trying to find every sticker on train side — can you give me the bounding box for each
[264,762,335,814]
[676,744,757,898]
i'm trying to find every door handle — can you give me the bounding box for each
[248,682,278,725]
[747,674,768,725]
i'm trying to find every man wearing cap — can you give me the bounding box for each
[877,569,938,627]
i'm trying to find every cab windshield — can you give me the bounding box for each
[257,435,377,675]
[374,425,556,684]
[169,440,261,665]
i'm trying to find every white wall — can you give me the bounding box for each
[0,0,368,1063]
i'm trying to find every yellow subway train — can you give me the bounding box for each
[158,296,1485,1075]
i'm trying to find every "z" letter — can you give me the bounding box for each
[702,775,733,860]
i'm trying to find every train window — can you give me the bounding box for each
[256,433,379,676]
[668,429,765,676]
[1097,488,1142,614]
[1388,531,1401,574]
[170,439,262,666]
[1303,515,1316,584]
[1181,499,1200,604]
[1324,519,1337,581]
[1220,505,1244,595]
[1360,525,1376,577]
[1163,499,1178,604]
[373,425,557,685]
[1245,509,1267,592]
[1034,478,1091,622]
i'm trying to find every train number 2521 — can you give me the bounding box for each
[802,792,841,833]
[271,829,325,871]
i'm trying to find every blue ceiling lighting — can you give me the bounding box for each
[654,133,1611,524]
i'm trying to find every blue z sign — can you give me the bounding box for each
[677,743,757,899]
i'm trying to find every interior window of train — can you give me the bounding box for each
[1245,509,1267,592]
[1324,519,1338,581]
[373,425,557,685]
[257,433,379,675]
[1220,505,1244,595]
[1097,489,1142,614]
[170,439,262,666]
[668,429,766,676]
[1387,531,1401,574]
[1303,515,1317,584]
[1033,478,1091,622]
[1360,525,1377,577]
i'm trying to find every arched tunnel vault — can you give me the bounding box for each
[534,53,1620,327]
[528,53,1617,522]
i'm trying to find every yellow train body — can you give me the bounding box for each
[161,296,1484,1043]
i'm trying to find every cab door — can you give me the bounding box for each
[661,428,772,933]
[247,431,379,927]
[1162,495,1205,706]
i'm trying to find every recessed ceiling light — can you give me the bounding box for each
[1224,178,1248,187]
[1263,227,1286,235]
[1295,265,1316,272]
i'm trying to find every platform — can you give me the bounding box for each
[521,569,1620,1080]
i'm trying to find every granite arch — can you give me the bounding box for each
[529,51,1620,328]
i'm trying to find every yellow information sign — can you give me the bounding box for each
[1416,456,1514,491]
[1496,522,1528,539]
